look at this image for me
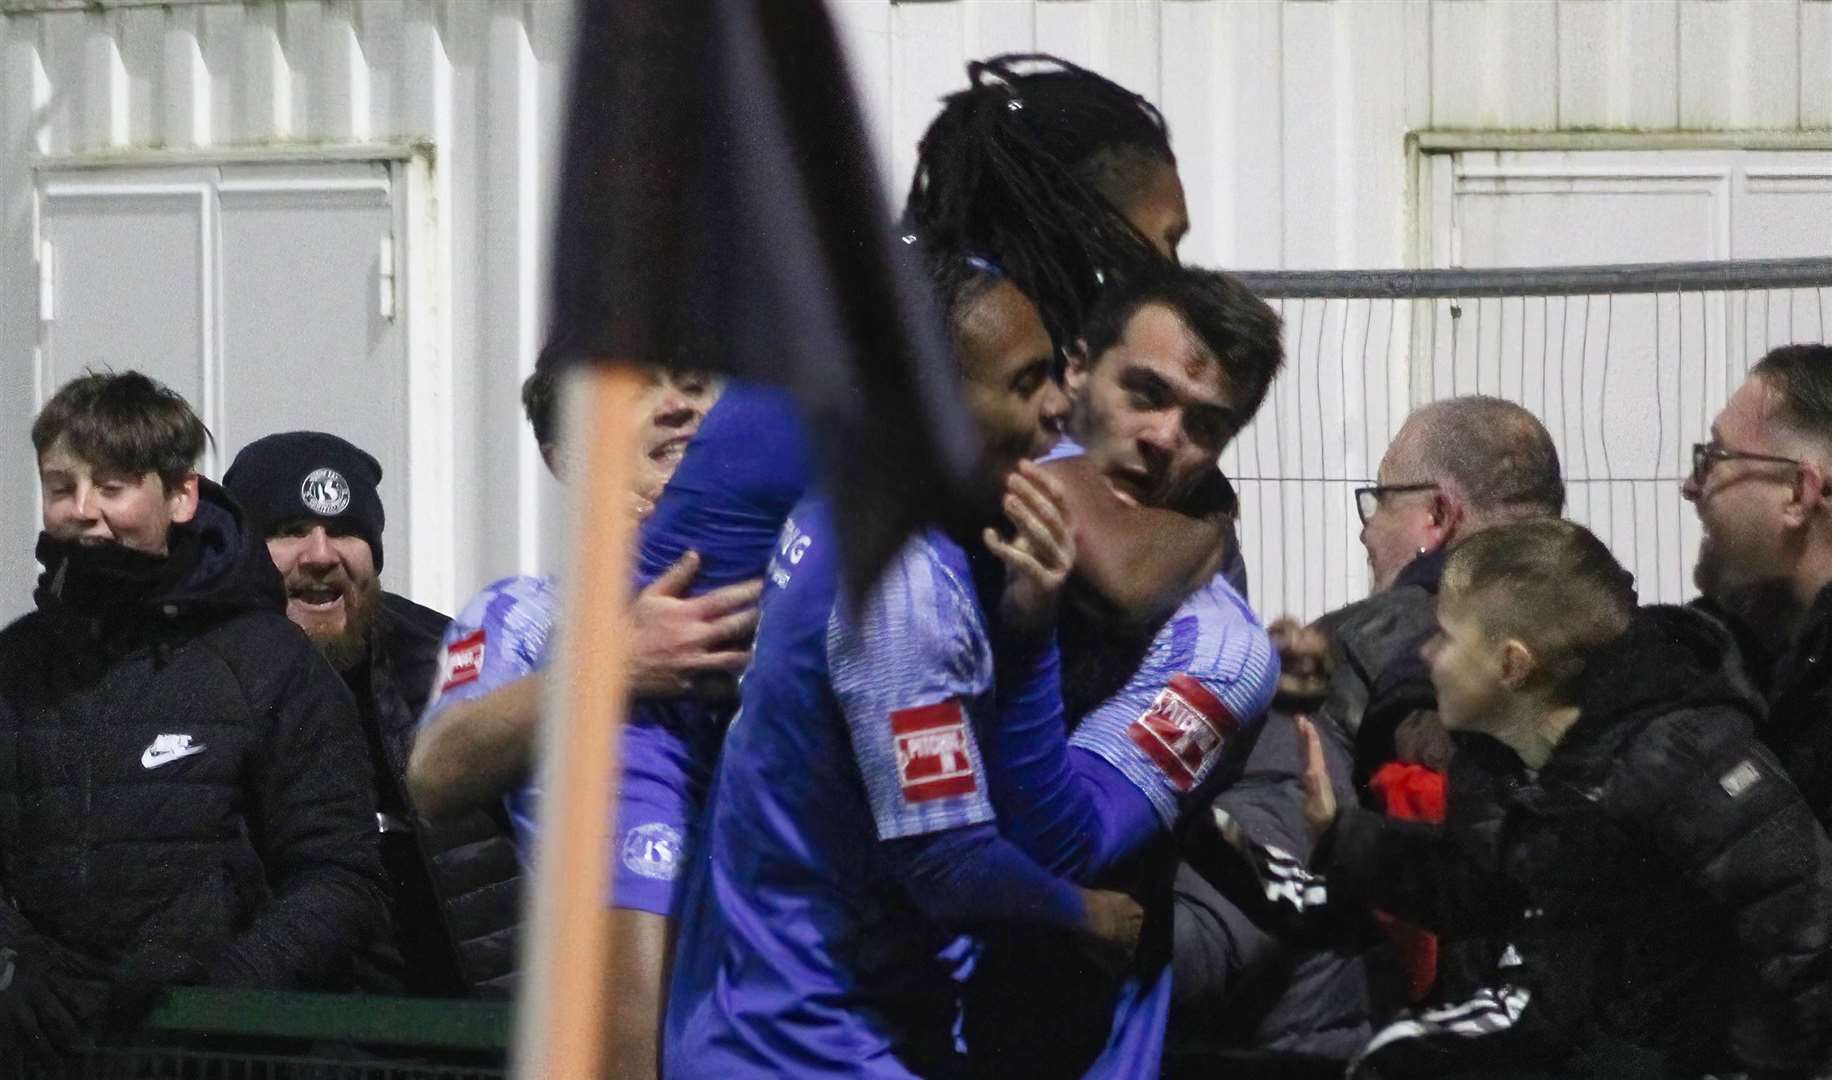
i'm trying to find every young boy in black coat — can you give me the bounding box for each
[0,372,389,1068]
[1194,518,1832,1078]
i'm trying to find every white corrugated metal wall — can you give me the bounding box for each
[3,0,1829,620]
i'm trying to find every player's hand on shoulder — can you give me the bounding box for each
[626,550,764,698]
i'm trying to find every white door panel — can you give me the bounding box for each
[20,156,430,618]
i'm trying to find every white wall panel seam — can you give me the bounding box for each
[513,16,541,577]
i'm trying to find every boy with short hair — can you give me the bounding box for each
[0,371,389,1065]
[1201,518,1832,1076]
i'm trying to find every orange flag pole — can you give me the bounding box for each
[512,363,647,1078]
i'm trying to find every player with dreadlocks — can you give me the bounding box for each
[903,53,1187,355]
[903,56,1306,1078]
[903,51,1238,611]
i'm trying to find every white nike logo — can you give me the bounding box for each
[141,734,207,770]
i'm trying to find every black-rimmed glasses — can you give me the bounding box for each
[1354,483,1439,525]
[1690,442,1813,488]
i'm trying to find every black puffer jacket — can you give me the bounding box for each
[1324,606,1832,1075]
[354,593,520,998]
[0,482,389,990]
[1738,584,1832,832]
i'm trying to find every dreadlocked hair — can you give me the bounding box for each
[903,53,1173,354]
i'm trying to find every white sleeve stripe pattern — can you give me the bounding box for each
[1356,984,1533,1063]
[1071,580,1279,827]
[828,532,997,841]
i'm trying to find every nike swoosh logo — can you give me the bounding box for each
[142,745,207,769]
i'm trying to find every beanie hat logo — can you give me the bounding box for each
[301,468,352,516]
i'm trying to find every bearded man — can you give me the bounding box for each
[223,432,512,996]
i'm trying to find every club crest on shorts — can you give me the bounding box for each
[622,823,684,881]
[892,701,976,803]
[300,468,351,516]
[1128,673,1237,791]
[439,629,487,693]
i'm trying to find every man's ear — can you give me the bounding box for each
[1428,490,1463,547]
[167,472,201,525]
[540,442,567,483]
[1784,460,1828,528]
[1498,637,1537,690]
[1063,339,1092,398]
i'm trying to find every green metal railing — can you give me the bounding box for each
[22,990,510,1079]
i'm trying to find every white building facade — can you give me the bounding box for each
[3,0,1830,621]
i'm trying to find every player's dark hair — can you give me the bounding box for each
[903,53,1173,353]
[1754,344,1832,447]
[1080,263,1284,423]
[521,361,562,448]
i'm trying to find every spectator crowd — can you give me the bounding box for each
[8,50,1832,1080]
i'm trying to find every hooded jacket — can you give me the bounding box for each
[0,481,389,992]
[1323,605,1832,1075]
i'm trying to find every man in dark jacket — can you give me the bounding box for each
[0,373,389,1064]
[1321,395,1564,779]
[1166,397,1569,1057]
[1684,344,1832,834]
[224,432,520,998]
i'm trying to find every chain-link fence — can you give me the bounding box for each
[1225,257,1832,622]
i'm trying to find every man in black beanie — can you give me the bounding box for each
[225,432,521,999]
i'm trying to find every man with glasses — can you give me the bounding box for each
[1684,344,1832,828]
[1255,396,1564,1009]
[1323,396,1566,769]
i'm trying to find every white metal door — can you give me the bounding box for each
[30,156,422,612]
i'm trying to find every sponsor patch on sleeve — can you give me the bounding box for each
[1127,673,1238,792]
[440,629,487,693]
[892,700,977,804]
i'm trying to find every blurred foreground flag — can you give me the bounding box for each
[549,0,984,591]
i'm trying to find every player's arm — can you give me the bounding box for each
[1043,455,1232,628]
[408,557,759,821]
[409,673,544,822]
[881,825,1141,969]
[407,581,554,822]
[973,463,1159,878]
[972,462,1148,878]
[981,463,1278,880]
[983,630,1162,880]
[828,518,1140,962]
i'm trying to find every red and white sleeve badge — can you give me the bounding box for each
[439,628,487,694]
[1127,673,1239,792]
[892,700,978,804]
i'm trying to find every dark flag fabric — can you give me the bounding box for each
[549,0,986,593]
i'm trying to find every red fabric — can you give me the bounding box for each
[1369,762,1447,823]
[1368,762,1447,1003]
